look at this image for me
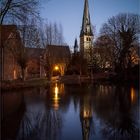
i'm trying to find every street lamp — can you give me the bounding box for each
[54,65,59,71]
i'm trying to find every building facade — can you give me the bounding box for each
[1,25,21,80]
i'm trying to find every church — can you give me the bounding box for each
[69,0,94,75]
[1,0,116,81]
[80,0,93,65]
[1,0,94,81]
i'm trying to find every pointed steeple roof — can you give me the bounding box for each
[74,38,78,53]
[80,0,93,37]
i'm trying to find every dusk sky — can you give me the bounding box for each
[40,0,139,47]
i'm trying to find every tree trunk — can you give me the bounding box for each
[1,0,12,24]
[21,68,25,81]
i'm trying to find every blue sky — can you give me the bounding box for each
[40,0,139,47]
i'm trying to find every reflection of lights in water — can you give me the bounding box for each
[131,87,136,104]
[83,110,90,118]
[82,105,92,118]
[53,83,60,110]
[13,69,16,79]
[55,84,58,95]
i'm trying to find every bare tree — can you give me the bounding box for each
[100,13,140,73]
[43,22,65,46]
[18,17,44,79]
[0,0,41,80]
[24,18,42,48]
[38,20,48,48]
[57,23,65,45]
[4,18,41,81]
[53,22,59,45]
[94,35,114,69]
[0,0,40,24]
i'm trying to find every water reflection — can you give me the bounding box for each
[16,88,63,140]
[1,91,25,140]
[51,83,64,110]
[53,83,60,110]
[94,85,139,140]
[2,83,139,140]
[79,91,93,140]
[131,87,137,104]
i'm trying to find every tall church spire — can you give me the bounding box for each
[80,0,93,36]
[80,0,94,69]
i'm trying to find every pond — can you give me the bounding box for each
[1,82,140,140]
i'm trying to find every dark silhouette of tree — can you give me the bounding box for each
[100,13,140,75]
[0,0,40,24]
[66,38,81,75]
[93,84,139,140]
[17,88,63,140]
[41,22,66,46]
[42,54,51,79]
[5,19,41,80]
[1,0,42,80]
[94,35,114,70]
[101,86,139,140]
[66,38,90,75]
[119,26,137,71]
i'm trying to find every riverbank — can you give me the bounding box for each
[1,78,49,91]
[60,73,111,84]
[1,73,139,91]
[1,74,108,91]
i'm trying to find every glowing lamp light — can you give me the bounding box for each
[54,66,59,70]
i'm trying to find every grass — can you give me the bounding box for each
[1,78,50,91]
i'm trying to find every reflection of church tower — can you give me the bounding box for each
[80,0,93,64]
[80,97,93,140]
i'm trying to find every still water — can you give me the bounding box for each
[2,82,140,140]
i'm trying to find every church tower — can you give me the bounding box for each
[80,0,93,64]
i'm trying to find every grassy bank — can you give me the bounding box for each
[1,78,49,91]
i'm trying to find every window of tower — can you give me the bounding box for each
[86,37,91,41]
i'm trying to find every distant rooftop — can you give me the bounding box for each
[0,25,19,47]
